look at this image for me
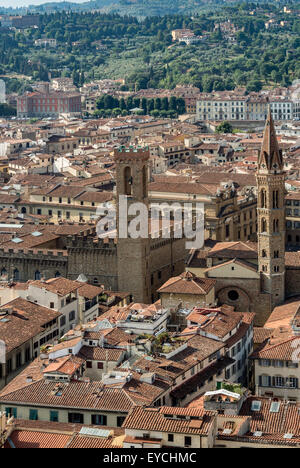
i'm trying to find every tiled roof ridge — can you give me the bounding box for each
[254,336,297,354]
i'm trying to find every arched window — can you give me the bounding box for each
[261,218,267,232]
[274,250,279,258]
[273,190,279,209]
[55,271,61,278]
[261,189,266,208]
[262,249,267,257]
[124,166,132,196]
[1,268,7,278]
[273,219,279,233]
[93,277,99,284]
[21,207,27,214]
[13,269,19,281]
[35,270,41,280]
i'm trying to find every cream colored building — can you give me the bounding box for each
[252,336,300,401]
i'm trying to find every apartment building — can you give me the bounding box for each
[186,307,254,385]
[17,87,81,118]
[0,139,32,157]
[123,406,216,448]
[196,89,295,122]
[23,184,114,223]
[197,95,247,121]
[19,277,103,326]
[270,99,293,121]
[157,141,191,166]
[252,335,300,401]
[100,301,170,336]
[0,297,61,389]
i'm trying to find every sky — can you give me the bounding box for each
[0,0,86,7]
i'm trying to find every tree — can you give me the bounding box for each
[104,94,116,109]
[161,97,169,111]
[246,80,262,92]
[176,98,186,114]
[141,97,147,114]
[0,103,16,117]
[169,96,177,111]
[154,98,161,110]
[216,121,233,134]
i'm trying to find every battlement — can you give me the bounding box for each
[66,234,117,251]
[114,145,150,162]
[0,247,68,259]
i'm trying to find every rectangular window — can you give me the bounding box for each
[91,414,107,426]
[184,436,192,447]
[60,316,66,327]
[117,416,126,427]
[86,361,92,369]
[50,411,59,422]
[25,348,30,362]
[16,352,22,368]
[97,362,103,369]
[5,407,17,418]
[68,413,83,424]
[260,359,270,367]
[29,409,38,421]
[168,434,174,442]
[6,359,12,374]
[69,310,75,322]
[275,376,285,387]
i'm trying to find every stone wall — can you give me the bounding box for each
[215,278,272,326]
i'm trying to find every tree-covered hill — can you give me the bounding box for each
[0,2,299,94]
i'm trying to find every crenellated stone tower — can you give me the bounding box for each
[256,107,286,308]
[115,146,151,303]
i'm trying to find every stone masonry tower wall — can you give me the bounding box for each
[256,108,286,309]
[115,146,151,303]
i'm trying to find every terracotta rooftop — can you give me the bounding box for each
[0,298,61,353]
[207,241,258,259]
[157,271,216,295]
[122,405,216,436]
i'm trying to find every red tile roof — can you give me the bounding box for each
[122,406,216,435]
[5,430,71,449]
[157,271,216,295]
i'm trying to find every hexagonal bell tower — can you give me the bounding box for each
[115,146,151,303]
[256,107,286,308]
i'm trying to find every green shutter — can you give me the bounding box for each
[29,409,38,420]
[50,411,59,422]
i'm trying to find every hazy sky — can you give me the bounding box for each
[0,0,86,7]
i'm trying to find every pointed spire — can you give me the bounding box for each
[258,106,283,172]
